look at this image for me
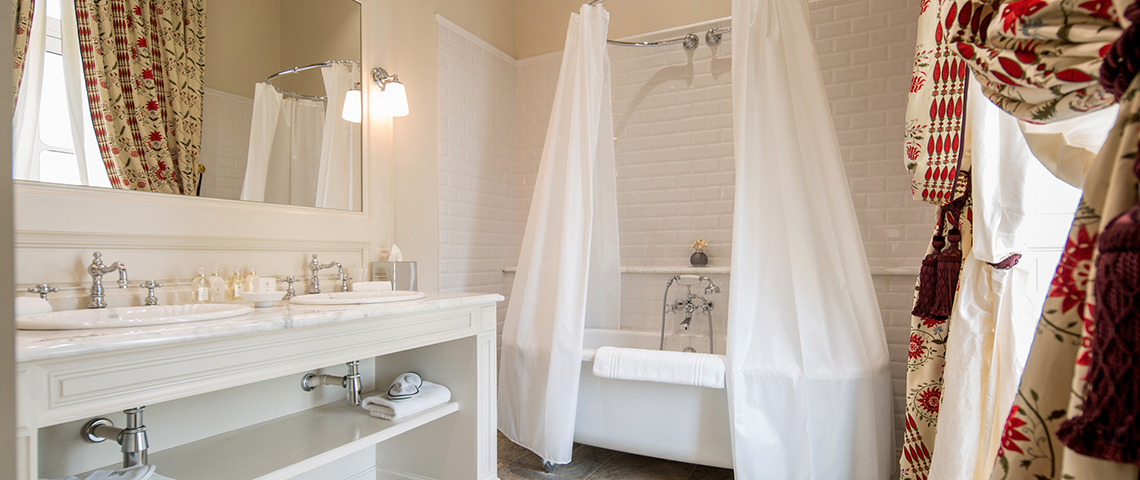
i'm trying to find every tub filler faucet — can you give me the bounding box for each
[662,275,721,352]
[88,251,128,309]
[307,254,341,294]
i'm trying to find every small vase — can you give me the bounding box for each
[690,250,708,266]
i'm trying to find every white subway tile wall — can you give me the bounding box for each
[199,89,254,200]
[437,21,520,350]
[445,0,930,467]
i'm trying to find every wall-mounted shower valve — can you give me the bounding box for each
[81,406,149,468]
[301,360,364,407]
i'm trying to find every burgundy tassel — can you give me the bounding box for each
[1056,206,1140,465]
[931,228,962,319]
[912,235,945,318]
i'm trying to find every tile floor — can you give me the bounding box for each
[498,431,734,480]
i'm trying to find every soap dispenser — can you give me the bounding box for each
[192,267,209,303]
[244,266,261,293]
[207,267,226,302]
[228,266,245,300]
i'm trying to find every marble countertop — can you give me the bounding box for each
[16,292,503,363]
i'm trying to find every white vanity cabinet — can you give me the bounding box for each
[14,294,501,480]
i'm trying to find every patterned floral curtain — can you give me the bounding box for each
[901,173,973,480]
[13,0,36,104]
[74,0,205,194]
[902,0,1140,476]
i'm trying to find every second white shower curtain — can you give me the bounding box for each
[728,0,894,477]
[497,4,620,465]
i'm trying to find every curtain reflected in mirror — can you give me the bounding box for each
[11,0,363,211]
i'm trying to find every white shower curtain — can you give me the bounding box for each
[498,4,620,465]
[316,63,360,210]
[728,0,894,477]
[240,83,325,206]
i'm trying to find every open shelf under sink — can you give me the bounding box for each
[96,399,459,480]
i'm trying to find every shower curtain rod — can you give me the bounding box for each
[585,0,731,50]
[265,60,360,102]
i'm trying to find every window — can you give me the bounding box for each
[18,0,110,188]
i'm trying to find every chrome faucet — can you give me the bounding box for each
[307,254,341,294]
[88,252,128,309]
[661,275,720,352]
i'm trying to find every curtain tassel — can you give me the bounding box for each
[931,228,962,319]
[911,235,945,318]
[1056,205,1140,465]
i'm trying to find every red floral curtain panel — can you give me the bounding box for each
[13,0,36,104]
[75,0,205,194]
[902,0,1140,476]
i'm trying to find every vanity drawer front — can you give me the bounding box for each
[32,307,477,426]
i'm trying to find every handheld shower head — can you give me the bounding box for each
[704,279,721,295]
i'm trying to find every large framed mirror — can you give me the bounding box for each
[13,0,363,211]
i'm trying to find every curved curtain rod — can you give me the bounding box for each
[583,1,731,49]
[264,60,360,102]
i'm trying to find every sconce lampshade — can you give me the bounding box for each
[341,88,362,123]
[380,82,409,117]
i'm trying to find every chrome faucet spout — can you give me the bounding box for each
[307,254,341,294]
[88,252,128,309]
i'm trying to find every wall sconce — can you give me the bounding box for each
[372,67,409,117]
[341,82,362,123]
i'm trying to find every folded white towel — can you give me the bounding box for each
[16,296,52,317]
[362,381,451,420]
[353,281,393,291]
[41,465,175,480]
[591,346,726,389]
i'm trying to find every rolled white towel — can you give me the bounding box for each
[592,346,726,389]
[361,381,451,420]
[16,296,52,317]
[40,465,174,480]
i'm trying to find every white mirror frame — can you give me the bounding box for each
[13,0,393,290]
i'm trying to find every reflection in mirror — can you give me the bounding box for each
[11,0,362,211]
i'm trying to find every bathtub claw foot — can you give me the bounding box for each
[542,460,556,473]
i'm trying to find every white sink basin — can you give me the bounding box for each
[289,290,426,305]
[17,304,253,330]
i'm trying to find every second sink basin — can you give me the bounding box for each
[16,304,253,330]
[289,290,426,305]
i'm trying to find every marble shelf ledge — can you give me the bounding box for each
[15,292,503,363]
[502,266,920,276]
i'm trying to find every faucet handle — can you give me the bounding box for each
[335,272,352,292]
[281,276,301,299]
[27,284,60,300]
[139,281,163,306]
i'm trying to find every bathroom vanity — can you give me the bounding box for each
[13,293,501,480]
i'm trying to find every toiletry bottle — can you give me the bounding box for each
[244,266,261,293]
[207,267,226,302]
[229,266,245,300]
[192,267,209,303]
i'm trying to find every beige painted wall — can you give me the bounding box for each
[390,0,515,294]
[205,0,281,98]
[205,0,362,99]
[279,0,362,97]
[516,0,731,58]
